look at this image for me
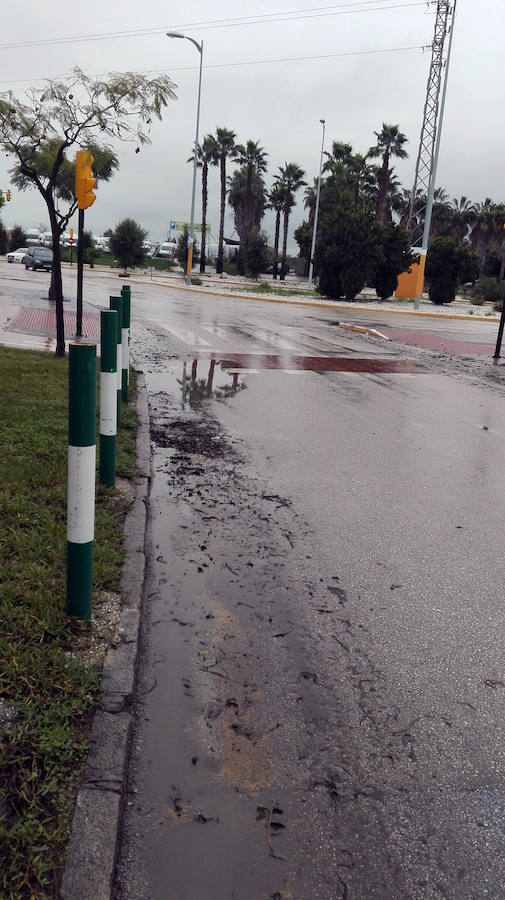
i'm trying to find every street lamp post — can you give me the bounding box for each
[167,32,203,286]
[308,118,325,285]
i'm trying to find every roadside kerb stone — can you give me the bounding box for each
[60,790,121,900]
[60,371,150,900]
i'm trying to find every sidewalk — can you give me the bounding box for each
[0,278,100,351]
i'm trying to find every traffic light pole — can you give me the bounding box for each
[76,209,84,338]
[494,303,505,359]
[74,149,96,337]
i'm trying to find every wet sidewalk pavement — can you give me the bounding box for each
[8,305,100,341]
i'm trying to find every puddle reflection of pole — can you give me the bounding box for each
[206,360,215,397]
[181,361,187,409]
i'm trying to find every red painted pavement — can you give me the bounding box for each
[383,328,495,356]
[202,354,425,374]
[8,307,101,340]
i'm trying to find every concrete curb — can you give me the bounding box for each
[60,372,150,900]
[338,322,390,340]
[125,276,499,323]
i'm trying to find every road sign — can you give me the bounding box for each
[169,220,210,233]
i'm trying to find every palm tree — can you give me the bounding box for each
[212,127,237,274]
[450,196,476,242]
[322,140,353,172]
[368,123,408,224]
[385,170,404,222]
[434,187,449,204]
[234,140,268,196]
[228,166,267,275]
[231,140,268,273]
[276,162,306,280]
[347,153,375,208]
[268,182,286,280]
[470,199,505,270]
[427,188,452,241]
[188,134,218,273]
[303,178,318,215]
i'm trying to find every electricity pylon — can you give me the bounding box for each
[408,0,457,308]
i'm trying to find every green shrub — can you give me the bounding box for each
[426,237,479,304]
[494,299,503,312]
[471,295,485,306]
[109,218,147,270]
[470,278,505,304]
[315,207,382,301]
[374,223,414,301]
[191,276,202,286]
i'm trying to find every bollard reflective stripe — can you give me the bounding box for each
[67,445,96,541]
[66,342,96,621]
[121,327,129,400]
[121,285,131,397]
[100,309,118,487]
[110,296,123,427]
[100,372,117,436]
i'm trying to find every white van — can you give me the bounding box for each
[26,229,43,245]
[156,242,175,259]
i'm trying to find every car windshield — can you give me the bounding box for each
[33,249,52,258]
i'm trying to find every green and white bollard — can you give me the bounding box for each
[121,284,131,402]
[66,342,97,621]
[99,309,118,487]
[109,295,123,428]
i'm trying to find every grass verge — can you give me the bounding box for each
[0,346,137,899]
[231,281,318,298]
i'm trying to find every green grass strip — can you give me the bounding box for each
[0,346,137,899]
[229,281,318,298]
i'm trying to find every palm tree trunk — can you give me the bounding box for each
[216,155,226,275]
[280,202,289,281]
[273,211,280,280]
[200,162,208,273]
[376,152,389,225]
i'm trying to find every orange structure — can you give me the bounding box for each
[395,262,423,300]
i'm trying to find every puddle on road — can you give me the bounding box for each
[149,359,247,411]
[147,354,425,411]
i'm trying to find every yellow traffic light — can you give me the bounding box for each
[6,190,11,201]
[75,150,96,210]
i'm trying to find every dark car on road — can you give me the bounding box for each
[24,246,53,272]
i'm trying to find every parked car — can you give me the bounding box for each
[24,247,53,272]
[7,247,28,264]
[156,242,175,259]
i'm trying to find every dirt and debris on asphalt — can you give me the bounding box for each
[112,320,505,900]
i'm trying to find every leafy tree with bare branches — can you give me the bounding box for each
[0,68,176,355]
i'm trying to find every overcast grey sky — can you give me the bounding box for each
[0,1,503,249]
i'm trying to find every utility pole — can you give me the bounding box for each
[408,0,457,309]
[308,119,325,285]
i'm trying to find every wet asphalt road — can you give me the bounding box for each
[3,265,505,897]
[101,283,505,900]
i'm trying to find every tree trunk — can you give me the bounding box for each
[376,151,389,225]
[280,199,289,281]
[200,162,208,273]
[216,155,226,275]
[273,211,280,280]
[47,198,65,357]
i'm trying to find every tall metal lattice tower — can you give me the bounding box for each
[408,0,457,246]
